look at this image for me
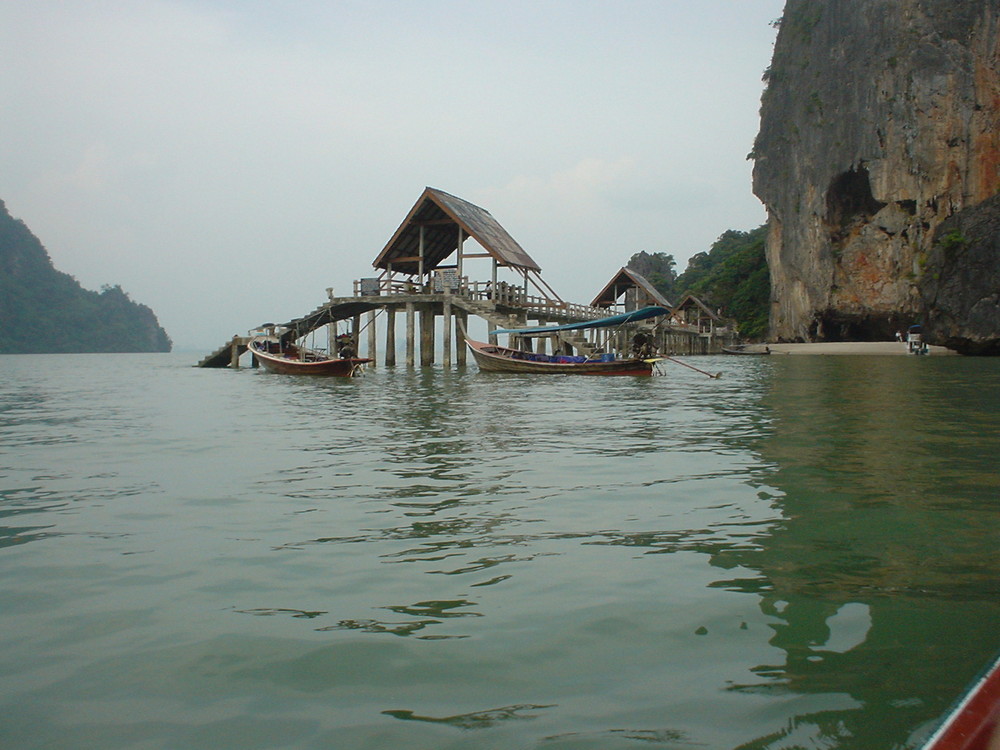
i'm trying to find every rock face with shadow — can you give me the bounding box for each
[919,193,1000,353]
[752,0,999,349]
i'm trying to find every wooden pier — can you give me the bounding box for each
[198,288,610,369]
[198,187,736,369]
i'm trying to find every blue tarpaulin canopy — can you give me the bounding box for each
[493,306,670,336]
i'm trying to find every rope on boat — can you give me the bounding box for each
[650,355,722,378]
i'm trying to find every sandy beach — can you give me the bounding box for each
[735,341,958,356]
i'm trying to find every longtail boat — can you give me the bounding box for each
[466,339,655,375]
[466,305,669,376]
[249,337,371,376]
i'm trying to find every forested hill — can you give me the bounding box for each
[0,200,171,353]
[627,225,770,340]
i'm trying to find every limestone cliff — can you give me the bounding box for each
[920,192,1000,352]
[752,0,1000,350]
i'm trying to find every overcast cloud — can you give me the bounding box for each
[1,1,783,350]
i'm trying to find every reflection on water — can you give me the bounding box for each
[0,354,997,749]
[383,703,556,729]
[720,357,1000,749]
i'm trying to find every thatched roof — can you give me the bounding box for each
[373,187,541,274]
[591,267,671,309]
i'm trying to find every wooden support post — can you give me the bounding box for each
[420,304,434,366]
[406,302,415,367]
[352,314,361,355]
[230,335,241,368]
[418,226,425,280]
[456,310,468,366]
[385,306,396,366]
[367,310,377,366]
[517,314,531,352]
[442,299,452,369]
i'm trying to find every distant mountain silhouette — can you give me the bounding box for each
[0,200,171,353]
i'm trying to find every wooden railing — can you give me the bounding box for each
[347,276,735,335]
[667,322,731,336]
[351,276,606,320]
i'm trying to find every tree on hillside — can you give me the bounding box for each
[622,227,770,340]
[675,225,770,340]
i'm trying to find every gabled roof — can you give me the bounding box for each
[671,293,722,321]
[591,267,671,308]
[373,187,541,274]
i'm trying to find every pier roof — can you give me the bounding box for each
[373,187,541,274]
[591,267,672,309]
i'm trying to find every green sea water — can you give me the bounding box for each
[0,352,997,749]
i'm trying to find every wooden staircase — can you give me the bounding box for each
[197,336,250,368]
[557,332,596,357]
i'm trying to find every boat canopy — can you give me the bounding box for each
[492,306,670,336]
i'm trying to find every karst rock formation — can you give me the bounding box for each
[752,0,1000,353]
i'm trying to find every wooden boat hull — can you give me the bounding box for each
[466,339,654,376]
[723,346,770,355]
[249,339,371,376]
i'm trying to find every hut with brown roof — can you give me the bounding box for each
[661,293,735,355]
[372,187,562,305]
[591,267,672,312]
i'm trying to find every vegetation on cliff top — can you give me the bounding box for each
[0,200,172,354]
[627,225,770,341]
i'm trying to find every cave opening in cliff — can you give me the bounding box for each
[826,166,886,239]
[812,310,906,342]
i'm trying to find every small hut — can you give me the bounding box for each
[660,294,734,354]
[591,267,672,312]
[670,294,724,333]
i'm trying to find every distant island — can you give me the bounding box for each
[0,200,171,354]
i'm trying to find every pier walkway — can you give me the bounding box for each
[197,186,735,368]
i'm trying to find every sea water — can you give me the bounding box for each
[0,352,997,749]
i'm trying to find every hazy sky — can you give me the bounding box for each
[1,1,784,350]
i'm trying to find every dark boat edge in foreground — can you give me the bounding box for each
[920,651,1000,750]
